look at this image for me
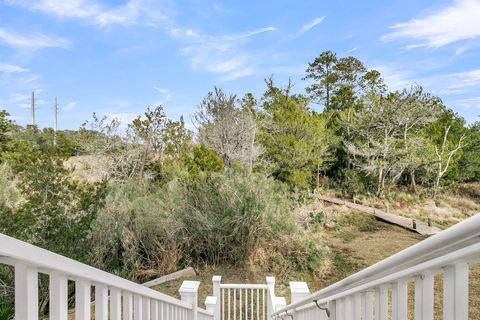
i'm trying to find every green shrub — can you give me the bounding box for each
[0,150,106,261]
[334,168,369,197]
[310,211,325,224]
[90,167,298,281]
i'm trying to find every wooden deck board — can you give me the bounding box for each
[318,195,442,236]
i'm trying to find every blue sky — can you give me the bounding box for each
[1,0,480,129]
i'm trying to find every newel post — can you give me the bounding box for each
[180,280,200,320]
[266,276,276,318]
[212,275,222,320]
[289,281,310,303]
[205,296,218,315]
[289,281,309,319]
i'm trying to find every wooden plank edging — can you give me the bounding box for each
[318,195,442,236]
[143,267,196,287]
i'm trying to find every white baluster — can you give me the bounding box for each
[151,301,159,320]
[135,295,143,320]
[337,298,344,320]
[414,271,433,320]
[392,279,407,320]
[14,263,38,320]
[245,287,248,320]
[250,288,253,320]
[443,262,469,320]
[110,288,122,320]
[262,289,265,320]
[240,288,242,320]
[75,279,91,320]
[50,271,68,320]
[344,296,353,320]
[364,291,374,320]
[124,292,134,320]
[143,298,151,320]
[375,285,388,320]
[222,289,225,320]
[234,289,237,320]
[256,288,259,320]
[328,300,336,320]
[354,293,362,319]
[95,284,108,320]
[158,302,164,320]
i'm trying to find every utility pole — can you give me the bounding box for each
[30,91,35,126]
[53,96,58,146]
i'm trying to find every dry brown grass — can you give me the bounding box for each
[330,185,480,228]
[151,192,480,316]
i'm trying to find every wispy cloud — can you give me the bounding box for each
[153,86,172,104]
[0,64,30,73]
[0,27,68,49]
[343,46,360,55]
[173,26,276,81]
[382,0,480,48]
[225,27,276,40]
[5,0,169,27]
[296,15,326,36]
[453,97,480,109]
[373,65,415,90]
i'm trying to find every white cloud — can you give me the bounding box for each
[0,64,30,73]
[6,0,169,27]
[225,27,276,40]
[343,46,360,55]
[373,65,415,90]
[0,27,69,49]
[374,64,480,93]
[174,26,276,81]
[219,66,254,81]
[453,97,480,109]
[297,15,326,36]
[383,0,480,48]
[153,86,172,104]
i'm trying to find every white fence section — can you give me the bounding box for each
[0,233,215,320]
[211,276,284,320]
[3,211,480,320]
[273,213,480,320]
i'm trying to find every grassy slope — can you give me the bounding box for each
[154,191,479,318]
[324,183,480,228]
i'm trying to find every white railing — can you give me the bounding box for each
[0,233,215,320]
[273,213,480,320]
[4,212,480,320]
[211,276,284,320]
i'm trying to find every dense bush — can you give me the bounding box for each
[0,147,107,261]
[89,167,325,281]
